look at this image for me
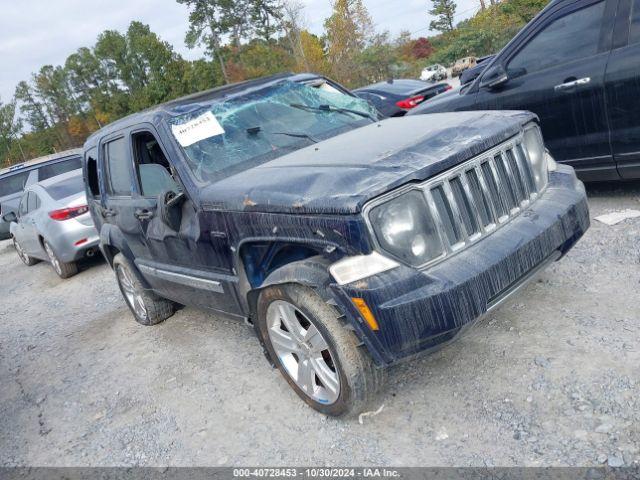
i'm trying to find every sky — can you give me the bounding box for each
[0,0,480,103]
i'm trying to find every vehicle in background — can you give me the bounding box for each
[84,72,588,416]
[420,63,448,82]
[409,0,640,181]
[451,56,478,77]
[354,79,452,117]
[0,150,82,240]
[3,169,99,278]
[460,54,496,85]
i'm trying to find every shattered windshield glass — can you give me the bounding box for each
[167,80,379,183]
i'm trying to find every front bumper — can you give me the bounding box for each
[330,166,590,366]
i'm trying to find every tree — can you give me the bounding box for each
[250,0,285,41]
[177,0,247,84]
[428,0,457,33]
[324,0,374,86]
[0,98,24,164]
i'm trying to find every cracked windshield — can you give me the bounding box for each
[168,80,379,182]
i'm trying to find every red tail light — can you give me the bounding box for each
[396,95,425,109]
[444,84,453,91]
[49,205,89,221]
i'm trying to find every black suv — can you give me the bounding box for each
[83,73,589,416]
[410,0,640,181]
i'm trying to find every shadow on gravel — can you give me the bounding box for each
[585,179,640,198]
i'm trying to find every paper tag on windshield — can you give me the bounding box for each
[171,111,225,147]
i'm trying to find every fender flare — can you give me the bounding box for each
[246,256,334,317]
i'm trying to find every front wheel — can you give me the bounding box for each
[257,284,385,416]
[43,240,77,278]
[13,237,38,266]
[112,253,175,326]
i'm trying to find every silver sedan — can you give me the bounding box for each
[4,169,99,278]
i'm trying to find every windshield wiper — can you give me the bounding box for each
[289,103,377,121]
[246,126,318,143]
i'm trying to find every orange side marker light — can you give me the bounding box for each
[351,298,379,331]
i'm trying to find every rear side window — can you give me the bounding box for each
[27,192,40,212]
[46,175,85,200]
[105,138,132,196]
[508,1,605,74]
[0,171,30,197]
[19,193,29,215]
[86,156,100,197]
[38,156,82,181]
[630,0,640,44]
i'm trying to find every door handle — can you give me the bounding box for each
[554,77,591,92]
[134,209,154,221]
[101,208,117,218]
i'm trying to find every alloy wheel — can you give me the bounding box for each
[116,265,148,321]
[266,300,340,405]
[44,241,62,276]
[13,238,30,265]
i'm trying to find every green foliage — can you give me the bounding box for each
[429,0,457,33]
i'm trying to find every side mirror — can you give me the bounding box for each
[2,211,17,223]
[480,63,509,90]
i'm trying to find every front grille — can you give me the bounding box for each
[423,135,543,255]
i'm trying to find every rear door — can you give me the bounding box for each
[604,0,640,178]
[473,0,617,178]
[16,192,39,254]
[100,131,155,264]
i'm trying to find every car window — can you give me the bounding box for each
[0,170,30,197]
[38,156,82,181]
[104,137,132,196]
[169,80,377,183]
[19,193,29,216]
[45,174,85,200]
[27,192,39,212]
[132,131,180,197]
[508,1,605,74]
[629,0,640,44]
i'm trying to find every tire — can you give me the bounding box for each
[112,253,175,326]
[43,240,77,278]
[13,237,38,266]
[256,283,385,417]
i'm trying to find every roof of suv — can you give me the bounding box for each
[84,72,326,148]
[0,149,82,177]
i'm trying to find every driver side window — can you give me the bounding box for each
[132,131,180,198]
[507,1,605,75]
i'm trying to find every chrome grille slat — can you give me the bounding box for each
[473,165,498,227]
[459,172,484,238]
[442,180,468,245]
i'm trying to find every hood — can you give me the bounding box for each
[199,110,536,215]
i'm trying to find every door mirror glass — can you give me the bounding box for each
[139,164,180,198]
[480,63,509,89]
[2,211,17,223]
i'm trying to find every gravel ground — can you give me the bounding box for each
[0,181,638,467]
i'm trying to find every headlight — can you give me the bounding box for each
[523,124,548,191]
[369,190,444,266]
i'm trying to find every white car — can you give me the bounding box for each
[420,64,447,82]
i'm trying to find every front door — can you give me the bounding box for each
[604,0,640,179]
[474,0,616,178]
